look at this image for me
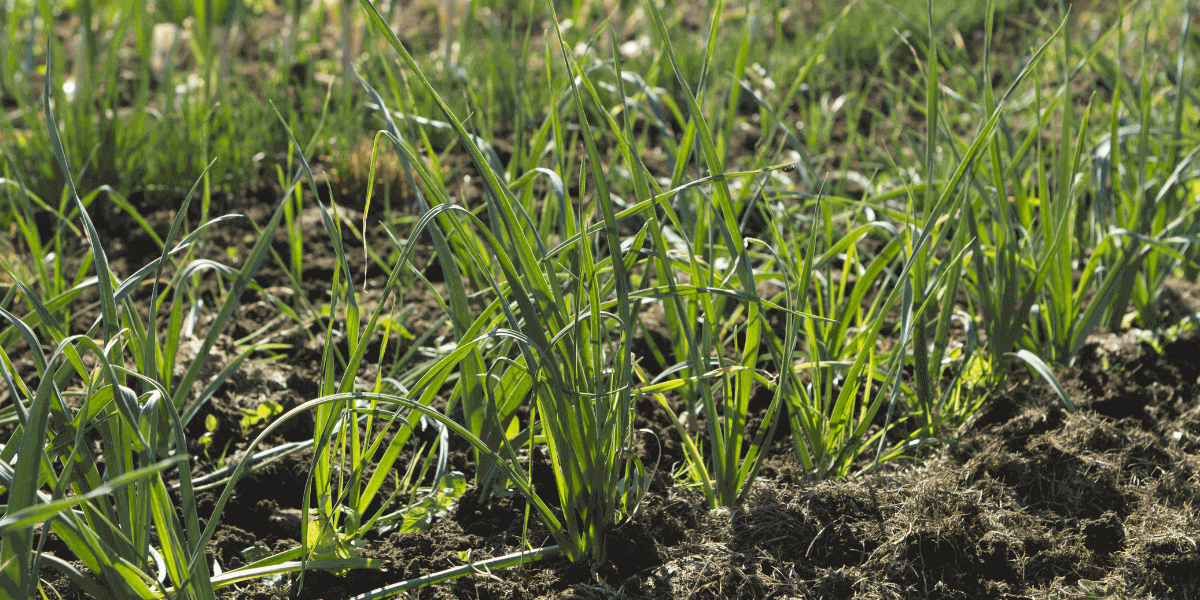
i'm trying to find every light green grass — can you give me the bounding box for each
[2,0,1198,596]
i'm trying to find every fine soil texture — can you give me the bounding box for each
[23,185,1200,600]
[6,2,1200,600]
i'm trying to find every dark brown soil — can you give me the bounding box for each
[19,173,1200,599]
[194,324,1200,600]
[9,3,1200,599]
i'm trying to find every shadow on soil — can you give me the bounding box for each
[27,188,1200,600]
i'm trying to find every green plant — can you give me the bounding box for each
[0,50,385,598]
[354,0,650,566]
[4,0,1199,595]
[239,398,283,436]
[0,54,223,600]
[197,414,226,461]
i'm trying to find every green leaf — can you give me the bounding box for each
[1009,350,1076,414]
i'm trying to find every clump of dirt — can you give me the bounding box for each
[228,324,1194,600]
[20,140,1200,600]
[25,186,1200,598]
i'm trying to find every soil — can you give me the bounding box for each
[8,3,1200,600]
[16,166,1200,599]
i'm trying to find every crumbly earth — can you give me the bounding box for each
[23,176,1200,599]
[193,318,1200,600]
[11,4,1200,597]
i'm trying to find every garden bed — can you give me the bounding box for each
[5,1,1200,599]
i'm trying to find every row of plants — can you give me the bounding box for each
[2,0,1199,597]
